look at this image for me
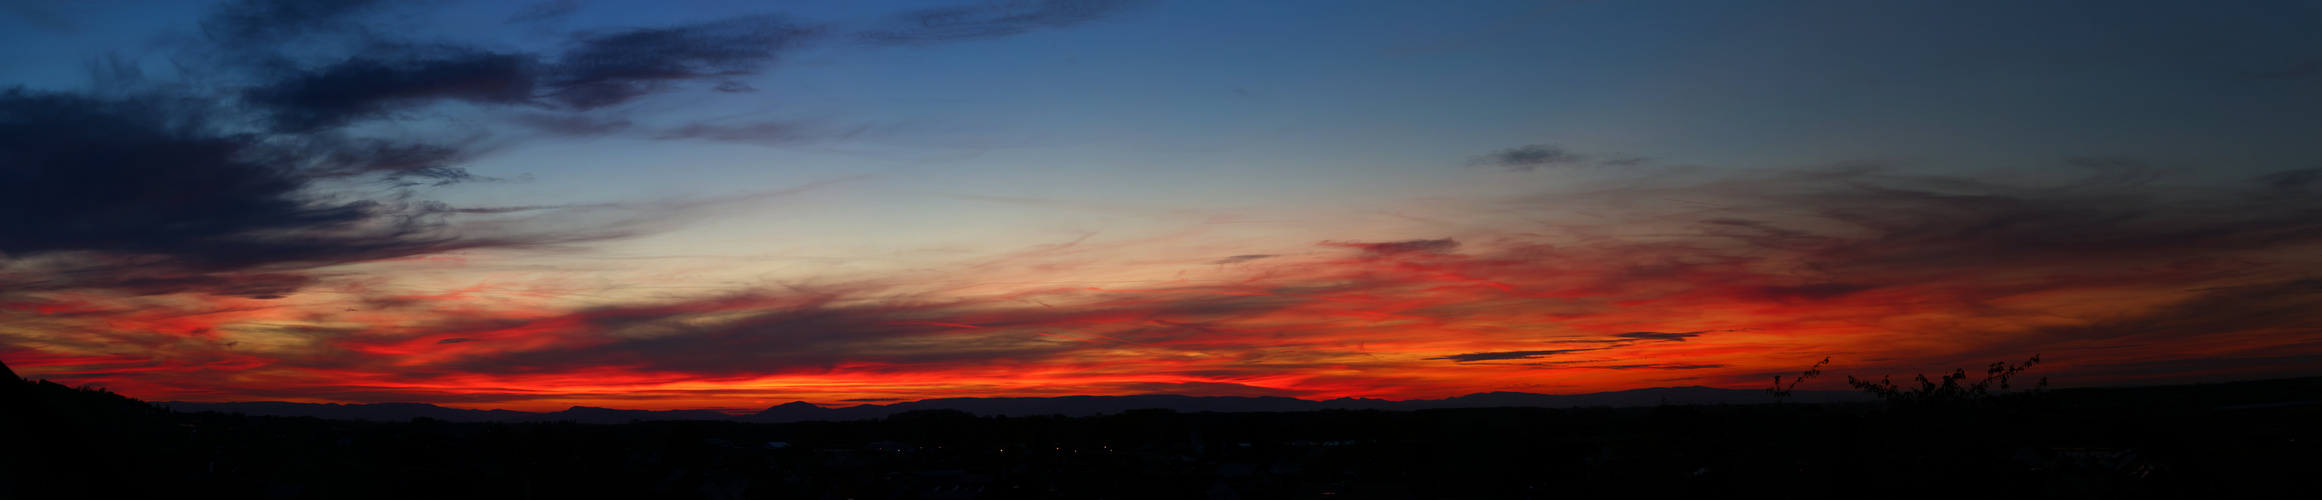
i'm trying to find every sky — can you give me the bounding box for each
[4,0,2321,412]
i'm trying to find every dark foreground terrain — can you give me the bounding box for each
[4,369,2315,499]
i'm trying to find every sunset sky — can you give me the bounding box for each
[4,0,2321,412]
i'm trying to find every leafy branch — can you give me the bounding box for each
[1765,356,1828,403]
[1845,354,2046,406]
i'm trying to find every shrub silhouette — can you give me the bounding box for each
[1764,356,1828,403]
[1845,354,2046,408]
[1767,354,2048,406]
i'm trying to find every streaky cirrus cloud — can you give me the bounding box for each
[1325,238,1461,257]
[1613,331,1704,343]
[853,0,1154,46]
[1467,143,1646,171]
[212,2,808,132]
[1427,349,1608,363]
[1209,254,1277,265]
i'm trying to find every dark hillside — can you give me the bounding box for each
[5,360,2316,498]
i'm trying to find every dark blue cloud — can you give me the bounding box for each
[1427,348,1602,363]
[0,0,1150,299]
[1613,331,1704,343]
[855,0,1152,45]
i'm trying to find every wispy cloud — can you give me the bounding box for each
[1209,254,1277,265]
[0,0,1153,304]
[853,0,1154,45]
[1466,143,1642,171]
[1427,349,1605,363]
[1325,238,1461,257]
[1613,331,1703,343]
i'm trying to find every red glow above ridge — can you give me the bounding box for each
[9,181,2322,412]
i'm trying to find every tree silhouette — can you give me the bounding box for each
[1764,357,1828,403]
[1845,354,2046,407]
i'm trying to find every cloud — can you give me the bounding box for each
[503,0,581,25]
[0,86,657,296]
[3,2,814,301]
[0,89,516,299]
[510,113,634,135]
[1326,238,1461,256]
[108,274,318,300]
[1427,349,1602,363]
[1672,167,2322,275]
[1745,283,1875,302]
[200,0,395,50]
[1,0,74,32]
[1209,254,1276,264]
[16,3,2322,410]
[1612,331,1703,343]
[653,119,838,145]
[18,158,2322,406]
[854,0,1153,45]
[236,15,816,132]
[1590,363,1727,370]
[402,288,1277,379]
[544,15,816,109]
[0,0,1154,303]
[24,160,2322,406]
[195,0,1152,145]
[0,90,362,264]
[189,0,1159,142]
[1468,143,1587,171]
[1465,143,1650,171]
[1117,381,1318,398]
[244,46,542,132]
[2256,168,2321,190]
[242,161,2322,401]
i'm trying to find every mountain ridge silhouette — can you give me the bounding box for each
[157,386,1875,424]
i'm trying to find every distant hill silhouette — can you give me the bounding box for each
[158,386,1874,424]
[25,358,2322,498]
[152,401,741,424]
